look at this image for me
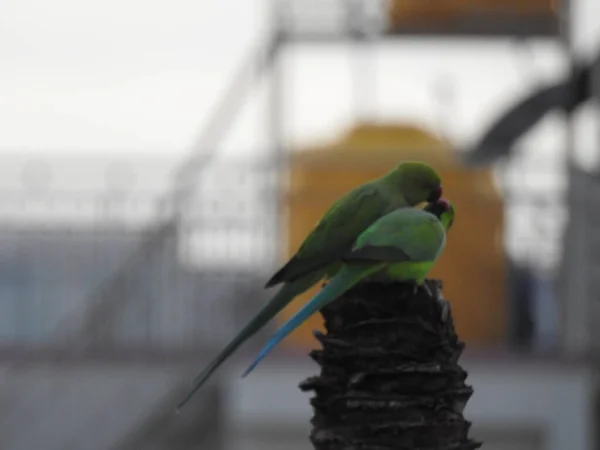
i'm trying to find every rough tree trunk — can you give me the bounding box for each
[299,279,481,450]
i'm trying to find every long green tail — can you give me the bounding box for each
[241,263,386,378]
[176,270,325,411]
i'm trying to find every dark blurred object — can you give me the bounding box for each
[506,258,561,351]
[530,268,559,351]
[387,0,558,36]
[464,53,597,167]
[506,259,535,347]
[300,279,480,450]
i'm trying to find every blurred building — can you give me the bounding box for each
[1,1,599,450]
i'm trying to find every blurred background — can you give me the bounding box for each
[0,0,599,449]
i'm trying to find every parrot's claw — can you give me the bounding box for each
[312,330,325,339]
[417,281,449,322]
[434,288,449,323]
[411,282,433,297]
[422,282,434,298]
[411,283,419,295]
[439,300,449,323]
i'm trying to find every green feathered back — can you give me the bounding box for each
[265,162,441,287]
[351,208,446,263]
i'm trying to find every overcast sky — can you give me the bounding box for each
[0,0,599,173]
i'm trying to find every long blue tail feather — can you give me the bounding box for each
[176,270,324,411]
[241,263,385,377]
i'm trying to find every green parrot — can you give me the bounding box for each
[176,162,442,410]
[240,198,455,377]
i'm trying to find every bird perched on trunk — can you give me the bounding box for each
[241,198,456,377]
[176,162,442,410]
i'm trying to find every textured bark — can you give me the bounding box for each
[299,279,481,450]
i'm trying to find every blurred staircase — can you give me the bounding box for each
[76,38,279,351]
[68,40,280,449]
[0,38,281,450]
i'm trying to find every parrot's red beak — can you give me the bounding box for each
[438,198,450,210]
[428,186,443,202]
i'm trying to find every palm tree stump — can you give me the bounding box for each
[299,279,481,450]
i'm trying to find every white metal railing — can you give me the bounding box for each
[0,160,279,355]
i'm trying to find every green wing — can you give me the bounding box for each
[265,182,396,287]
[348,209,445,263]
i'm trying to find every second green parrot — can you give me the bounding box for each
[241,198,456,377]
[176,161,442,410]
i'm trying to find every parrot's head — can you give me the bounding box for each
[390,162,442,206]
[424,198,455,232]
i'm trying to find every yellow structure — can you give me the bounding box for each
[277,122,506,348]
[388,0,555,29]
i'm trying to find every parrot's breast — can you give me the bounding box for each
[381,261,434,283]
